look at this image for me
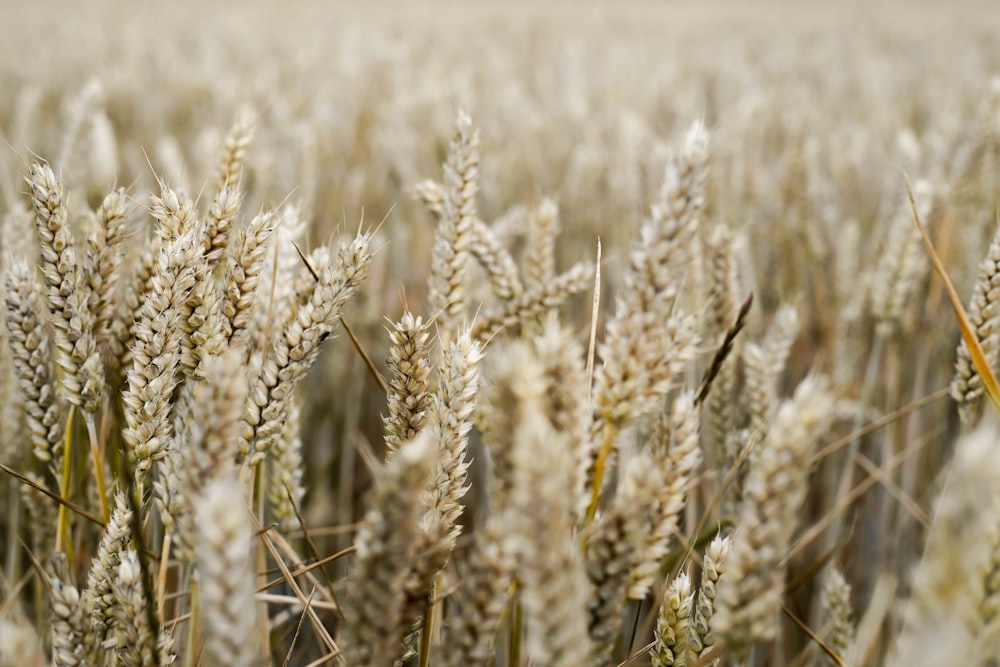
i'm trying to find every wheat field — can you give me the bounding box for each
[2,1,1000,665]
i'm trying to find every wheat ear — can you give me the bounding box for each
[713,376,833,658]
[652,571,694,667]
[4,258,65,469]
[508,341,591,666]
[194,474,259,666]
[242,230,372,463]
[427,110,479,343]
[813,568,854,667]
[342,431,436,667]
[83,491,132,641]
[890,418,1000,666]
[122,223,199,479]
[689,534,732,665]
[29,163,104,413]
[952,221,1000,420]
[627,392,702,600]
[585,122,707,520]
[383,311,433,459]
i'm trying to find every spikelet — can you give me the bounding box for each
[49,574,92,667]
[471,260,593,341]
[223,210,277,353]
[163,350,247,561]
[84,187,131,379]
[111,550,172,667]
[479,340,537,509]
[466,216,523,301]
[203,185,244,271]
[524,197,560,292]
[586,448,660,666]
[440,517,514,667]
[266,398,305,532]
[870,180,934,337]
[214,107,256,196]
[742,304,800,440]
[413,178,446,218]
[250,203,307,351]
[534,317,591,506]
[56,79,102,174]
[703,225,740,466]
[402,331,483,625]
[122,223,200,478]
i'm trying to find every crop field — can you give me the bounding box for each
[3,1,1000,665]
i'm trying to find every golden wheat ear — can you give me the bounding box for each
[906,176,1000,414]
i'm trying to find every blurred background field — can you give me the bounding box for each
[4,0,1000,664]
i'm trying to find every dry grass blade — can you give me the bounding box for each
[780,603,846,667]
[283,586,317,667]
[255,518,339,653]
[339,315,389,395]
[0,462,105,526]
[906,175,1000,413]
[696,291,753,405]
[587,237,602,406]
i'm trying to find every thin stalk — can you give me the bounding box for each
[251,466,273,659]
[418,583,435,667]
[85,412,110,524]
[157,533,172,622]
[586,238,602,406]
[184,576,200,667]
[0,462,105,525]
[55,405,76,563]
[830,331,883,602]
[510,599,523,667]
[4,478,20,590]
[584,422,616,528]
